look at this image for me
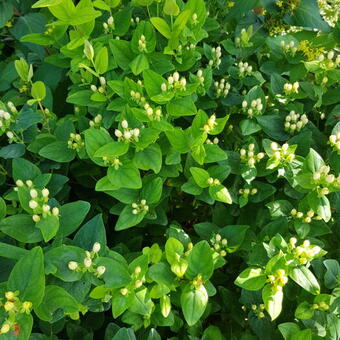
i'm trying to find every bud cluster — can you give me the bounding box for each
[288,238,322,265]
[103,16,114,32]
[267,269,288,293]
[210,233,228,257]
[311,301,330,311]
[290,208,322,224]
[280,40,297,55]
[0,291,32,335]
[90,76,106,95]
[203,114,217,133]
[240,143,265,168]
[131,199,149,215]
[115,120,140,143]
[207,177,221,186]
[208,46,222,67]
[68,242,106,277]
[312,165,340,196]
[284,111,308,134]
[102,156,122,169]
[162,71,187,92]
[328,132,340,153]
[0,102,18,141]
[242,98,264,117]
[317,50,340,70]
[205,137,219,145]
[191,12,199,25]
[191,274,204,289]
[138,34,147,52]
[89,114,102,127]
[283,81,299,94]
[239,187,257,197]
[214,78,230,98]
[237,61,253,77]
[143,102,162,121]
[68,133,84,151]
[15,180,59,222]
[246,304,266,319]
[269,142,295,163]
[130,88,147,107]
[196,69,205,85]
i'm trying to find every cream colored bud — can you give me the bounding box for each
[93,242,101,253]
[115,129,123,138]
[68,261,78,270]
[32,215,41,222]
[42,204,50,213]
[97,266,106,276]
[52,207,59,216]
[121,120,128,129]
[84,257,92,268]
[29,200,38,209]
[42,188,49,197]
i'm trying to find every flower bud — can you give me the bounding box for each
[68,261,78,270]
[96,266,106,276]
[29,200,38,210]
[92,242,101,253]
[32,215,41,222]
[84,257,92,268]
[42,188,49,198]
[121,120,128,129]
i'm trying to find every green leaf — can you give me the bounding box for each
[141,177,163,204]
[36,215,60,242]
[109,40,134,70]
[94,141,129,158]
[235,267,267,290]
[31,81,46,101]
[208,185,232,204]
[95,46,108,74]
[289,266,320,295]
[35,285,86,322]
[130,54,149,75]
[115,204,146,230]
[45,245,84,281]
[166,96,197,117]
[108,164,142,189]
[180,284,208,326]
[134,144,162,173]
[295,301,314,319]
[219,225,249,253]
[165,237,184,265]
[150,17,171,39]
[187,241,214,280]
[39,141,75,162]
[58,201,91,237]
[190,167,210,188]
[73,214,107,251]
[8,247,45,306]
[0,214,43,243]
[163,0,180,16]
[262,283,283,320]
[96,257,131,288]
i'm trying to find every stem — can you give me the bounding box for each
[171,15,173,29]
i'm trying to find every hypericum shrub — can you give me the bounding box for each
[0,0,339,339]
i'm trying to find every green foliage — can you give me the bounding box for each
[0,0,339,338]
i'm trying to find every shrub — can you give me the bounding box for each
[0,0,339,339]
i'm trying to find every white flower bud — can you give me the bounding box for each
[42,204,50,213]
[6,131,14,139]
[52,207,59,216]
[242,100,247,108]
[90,85,97,92]
[42,188,49,198]
[97,266,106,276]
[124,131,131,139]
[173,72,179,82]
[161,83,167,91]
[121,120,128,129]
[32,215,41,222]
[93,242,101,253]
[30,189,38,198]
[68,261,78,270]
[115,129,123,138]
[16,179,24,187]
[3,112,10,120]
[327,51,334,60]
[26,180,33,187]
[84,257,92,268]
[29,200,38,209]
